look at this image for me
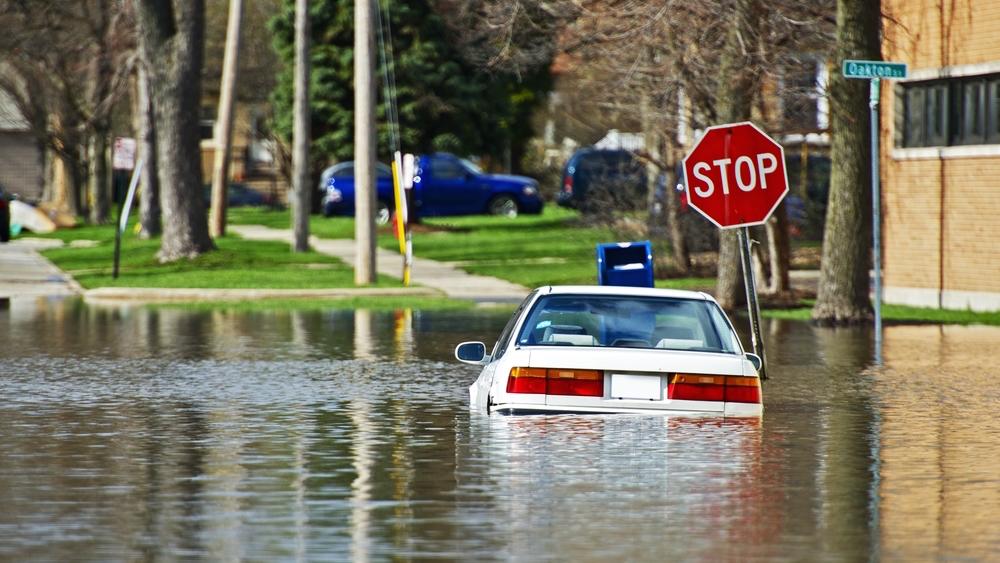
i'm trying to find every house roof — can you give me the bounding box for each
[0,87,29,132]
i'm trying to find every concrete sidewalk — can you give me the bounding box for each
[230,225,531,304]
[0,238,80,299]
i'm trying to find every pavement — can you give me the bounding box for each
[0,238,80,300]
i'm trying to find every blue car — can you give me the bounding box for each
[320,153,543,221]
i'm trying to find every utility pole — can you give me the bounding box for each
[291,0,311,252]
[354,0,376,284]
[209,0,244,239]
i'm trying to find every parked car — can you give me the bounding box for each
[0,185,10,243]
[320,153,543,221]
[320,161,395,222]
[455,285,763,417]
[557,148,646,212]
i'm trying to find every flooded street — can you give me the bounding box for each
[1,298,998,561]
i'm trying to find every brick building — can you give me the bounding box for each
[882,0,1000,311]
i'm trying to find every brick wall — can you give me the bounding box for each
[881,0,1000,306]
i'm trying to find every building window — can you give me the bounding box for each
[899,73,1000,147]
[200,106,216,141]
[987,78,1000,143]
[781,57,824,132]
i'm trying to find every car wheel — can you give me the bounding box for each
[488,195,518,218]
[375,201,392,225]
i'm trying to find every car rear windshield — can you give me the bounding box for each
[515,294,740,354]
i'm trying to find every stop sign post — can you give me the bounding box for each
[683,122,789,380]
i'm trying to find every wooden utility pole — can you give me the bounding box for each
[209,0,244,239]
[354,0,376,284]
[291,0,310,252]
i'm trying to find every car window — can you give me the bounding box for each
[459,158,483,175]
[332,163,392,179]
[515,294,738,353]
[491,290,537,360]
[332,165,354,178]
[430,157,465,180]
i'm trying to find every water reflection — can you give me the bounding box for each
[0,299,997,560]
[877,325,1000,561]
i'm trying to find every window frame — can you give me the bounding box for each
[898,73,1000,148]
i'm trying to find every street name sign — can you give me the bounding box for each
[682,121,789,229]
[842,60,908,79]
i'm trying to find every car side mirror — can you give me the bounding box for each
[744,353,763,372]
[455,341,488,365]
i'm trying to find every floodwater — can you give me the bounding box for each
[1,298,998,561]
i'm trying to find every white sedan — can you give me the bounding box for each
[455,285,763,417]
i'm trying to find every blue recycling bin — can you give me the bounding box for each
[596,241,654,288]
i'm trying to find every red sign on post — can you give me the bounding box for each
[682,122,789,229]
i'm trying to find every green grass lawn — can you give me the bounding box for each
[38,222,400,290]
[228,206,357,239]
[764,301,1000,326]
[407,208,621,287]
[228,206,628,287]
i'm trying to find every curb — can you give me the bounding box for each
[83,286,444,304]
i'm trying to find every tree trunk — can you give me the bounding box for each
[87,131,111,224]
[812,0,880,324]
[136,61,161,238]
[137,0,214,261]
[713,0,761,309]
[665,144,690,275]
[209,0,244,239]
[765,203,790,293]
[291,0,310,252]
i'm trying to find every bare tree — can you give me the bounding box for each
[136,0,214,260]
[443,1,834,305]
[0,1,134,220]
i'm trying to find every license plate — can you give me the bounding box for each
[610,374,662,400]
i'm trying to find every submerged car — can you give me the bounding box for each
[455,285,763,417]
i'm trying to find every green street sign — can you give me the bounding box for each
[842,60,908,79]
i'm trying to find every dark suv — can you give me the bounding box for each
[557,148,646,212]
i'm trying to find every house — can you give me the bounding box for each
[0,87,43,202]
[882,0,1000,311]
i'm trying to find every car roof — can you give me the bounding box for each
[535,285,716,303]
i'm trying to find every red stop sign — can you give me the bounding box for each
[682,122,789,229]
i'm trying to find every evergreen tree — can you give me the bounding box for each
[270,0,547,173]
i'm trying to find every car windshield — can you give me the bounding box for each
[459,158,482,175]
[515,294,740,354]
[331,163,392,179]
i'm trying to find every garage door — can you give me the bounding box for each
[0,132,43,202]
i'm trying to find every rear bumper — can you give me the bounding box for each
[491,401,762,417]
[555,192,576,208]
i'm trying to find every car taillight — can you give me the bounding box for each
[667,374,761,404]
[507,367,603,397]
[562,175,573,193]
[506,367,547,394]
